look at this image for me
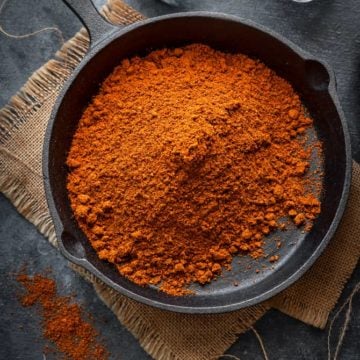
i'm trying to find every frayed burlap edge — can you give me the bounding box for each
[0,176,57,245]
[271,296,330,328]
[268,161,360,329]
[0,13,91,248]
[74,264,269,360]
[0,0,143,143]
[0,0,143,243]
[0,1,359,359]
[0,30,89,143]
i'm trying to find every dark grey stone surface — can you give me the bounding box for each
[0,0,359,359]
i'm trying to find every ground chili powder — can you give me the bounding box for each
[67,44,322,295]
[17,274,108,360]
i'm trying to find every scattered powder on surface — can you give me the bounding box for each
[17,273,108,360]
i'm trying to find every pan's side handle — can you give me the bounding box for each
[63,0,119,47]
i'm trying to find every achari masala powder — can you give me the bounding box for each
[66,44,322,295]
[17,273,108,360]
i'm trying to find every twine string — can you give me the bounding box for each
[251,327,269,360]
[0,0,84,115]
[0,0,64,44]
[327,282,360,360]
[215,282,360,360]
[1,2,359,360]
[217,326,269,360]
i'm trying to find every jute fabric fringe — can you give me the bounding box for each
[0,1,359,359]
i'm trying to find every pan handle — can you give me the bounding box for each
[63,0,119,47]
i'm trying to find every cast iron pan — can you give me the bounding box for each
[43,0,352,313]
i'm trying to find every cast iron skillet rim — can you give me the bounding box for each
[43,11,352,314]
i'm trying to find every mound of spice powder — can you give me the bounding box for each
[17,274,108,360]
[67,44,322,295]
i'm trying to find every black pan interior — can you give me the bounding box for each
[46,15,349,312]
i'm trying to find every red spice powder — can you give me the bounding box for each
[17,273,108,360]
[67,44,322,295]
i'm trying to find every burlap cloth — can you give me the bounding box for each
[0,1,359,359]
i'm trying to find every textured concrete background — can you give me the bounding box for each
[0,0,359,359]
